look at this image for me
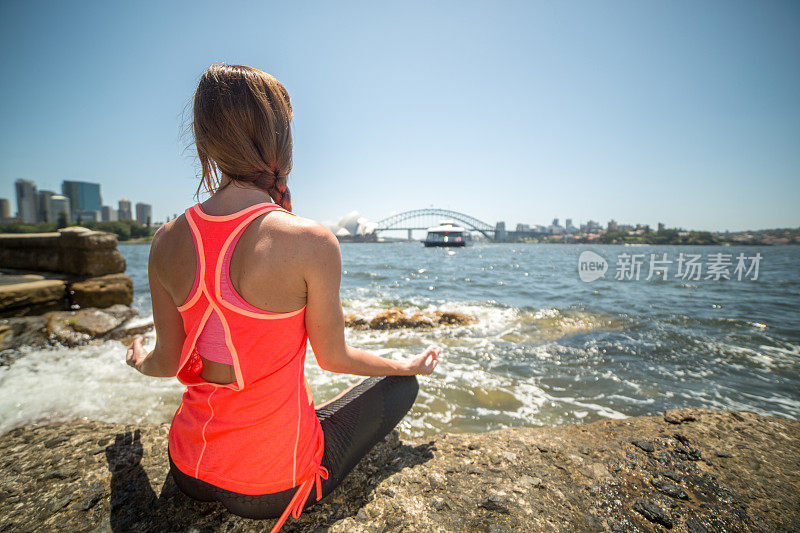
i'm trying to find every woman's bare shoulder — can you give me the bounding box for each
[149,214,192,262]
[255,211,340,255]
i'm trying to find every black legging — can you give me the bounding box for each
[168,374,419,519]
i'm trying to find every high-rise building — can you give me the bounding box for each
[50,195,71,225]
[37,190,57,222]
[15,179,38,223]
[135,202,152,225]
[118,198,132,220]
[61,180,102,219]
[101,205,118,222]
[75,210,100,223]
[0,198,10,220]
[548,218,564,234]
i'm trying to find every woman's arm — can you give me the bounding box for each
[126,226,186,377]
[304,225,439,376]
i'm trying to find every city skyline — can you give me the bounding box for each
[5,177,152,226]
[3,174,798,234]
[1,2,798,231]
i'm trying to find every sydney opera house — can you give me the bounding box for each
[323,210,379,242]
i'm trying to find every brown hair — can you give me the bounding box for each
[192,63,293,211]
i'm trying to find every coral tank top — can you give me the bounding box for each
[168,202,327,533]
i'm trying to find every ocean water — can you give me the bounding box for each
[1,242,798,439]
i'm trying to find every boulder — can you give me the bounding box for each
[347,308,476,330]
[0,279,67,316]
[0,315,49,362]
[69,273,133,308]
[0,305,142,359]
[44,307,133,346]
[70,309,124,337]
[0,227,125,276]
[0,409,796,532]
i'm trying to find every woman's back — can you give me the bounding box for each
[162,200,326,500]
[152,194,316,383]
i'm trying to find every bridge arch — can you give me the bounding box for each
[374,208,496,240]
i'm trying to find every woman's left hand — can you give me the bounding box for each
[126,336,149,372]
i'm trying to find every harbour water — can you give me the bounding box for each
[1,243,798,439]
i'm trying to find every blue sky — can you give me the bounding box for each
[1,1,798,231]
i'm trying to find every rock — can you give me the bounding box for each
[0,409,797,532]
[431,311,476,326]
[664,409,697,424]
[0,315,49,355]
[660,469,683,482]
[343,314,368,329]
[479,495,510,514]
[651,478,689,500]
[630,439,655,453]
[346,307,477,330]
[101,304,138,322]
[45,311,92,346]
[0,279,67,316]
[590,463,612,481]
[0,305,141,352]
[70,309,122,336]
[0,227,125,276]
[633,499,674,528]
[69,273,133,308]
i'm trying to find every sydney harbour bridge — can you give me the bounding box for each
[373,208,496,240]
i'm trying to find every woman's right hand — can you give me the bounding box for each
[404,344,441,375]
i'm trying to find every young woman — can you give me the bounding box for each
[125,63,441,533]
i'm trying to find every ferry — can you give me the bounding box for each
[424,220,468,247]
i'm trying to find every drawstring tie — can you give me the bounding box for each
[269,464,329,533]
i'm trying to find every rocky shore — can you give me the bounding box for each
[0,227,133,318]
[0,409,796,532]
[344,308,476,330]
[0,304,152,365]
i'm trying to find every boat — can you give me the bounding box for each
[424,220,468,247]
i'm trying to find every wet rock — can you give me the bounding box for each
[1,304,142,352]
[70,309,122,336]
[345,307,476,330]
[432,311,475,326]
[0,315,49,355]
[342,314,368,328]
